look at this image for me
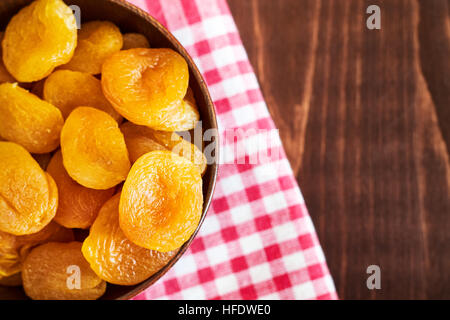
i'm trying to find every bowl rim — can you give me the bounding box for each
[103,0,219,300]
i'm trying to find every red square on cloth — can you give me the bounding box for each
[240,285,258,300]
[198,267,215,284]
[128,0,337,300]
[194,39,212,56]
[164,279,181,295]
[255,215,272,231]
[273,274,292,291]
[230,256,248,273]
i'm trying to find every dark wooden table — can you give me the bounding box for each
[228,0,450,300]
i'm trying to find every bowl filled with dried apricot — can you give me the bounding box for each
[0,0,218,300]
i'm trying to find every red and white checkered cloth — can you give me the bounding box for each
[128,0,337,300]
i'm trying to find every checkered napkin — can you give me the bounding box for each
[128,0,337,300]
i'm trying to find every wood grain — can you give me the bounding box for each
[228,0,450,299]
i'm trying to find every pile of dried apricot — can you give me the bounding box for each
[0,0,206,300]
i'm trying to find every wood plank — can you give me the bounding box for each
[228,0,450,299]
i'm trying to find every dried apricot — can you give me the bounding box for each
[102,48,193,131]
[150,86,200,132]
[43,70,122,122]
[0,222,74,278]
[22,242,106,300]
[82,194,177,285]
[0,232,21,278]
[61,107,130,190]
[2,0,77,82]
[0,32,14,84]
[0,142,58,235]
[0,83,64,154]
[122,33,150,50]
[121,122,166,162]
[47,151,115,229]
[119,151,203,252]
[0,273,22,286]
[0,63,14,84]
[120,122,206,175]
[61,21,123,75]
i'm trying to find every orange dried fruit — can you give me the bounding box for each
[150,86,200,132]
[2,0,77,82]
[0,62,14,84]
[82,194,178,285]
[47,151,115,229]
[0,273,22,286]
[122,33,150,50]
[22,242,106,300]
[61,21,123,75]
[121,122,167,162]
[0,222,74,278]
[120,122,207,175]
[119,151,203,252]
[102,48,195,131]
[0,32,15,84]
[43,70,122,122]
[61,107,131,190]
[0,83,64,154]
[0,32,4,51]
[0,142,58,236]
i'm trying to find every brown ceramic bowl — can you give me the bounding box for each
[0,0,218,300]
